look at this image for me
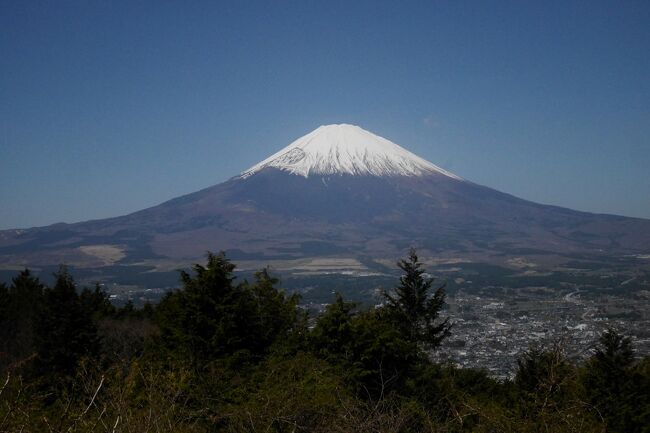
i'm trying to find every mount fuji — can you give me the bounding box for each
[240,124,461,179]
[1,124,649,287]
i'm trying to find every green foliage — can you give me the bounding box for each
[79,284,115,320]
[0,282,8,322]
[383,248,451,350]
[310,249,454,398]
[0,282,10,366]
[156,252,248,361]
[514,342,581,427]
[407,362,512,424]
[515,344,572,397]
[0,254,647,432]
[632,357,650,433]
[310,293,419,397]
[34,267,100,380]
[309,293,357,363]
[246,268,305,354]
[0,270,44,370]
[156,252,301,363]
[223,352,349,432]
[581,328,650,433]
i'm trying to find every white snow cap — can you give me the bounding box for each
[240,124,462,180]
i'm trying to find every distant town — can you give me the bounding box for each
[104,267,650,380]
[439,286,650,379]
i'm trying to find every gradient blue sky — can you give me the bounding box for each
[1,0,649,229]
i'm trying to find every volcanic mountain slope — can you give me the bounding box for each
[1,124,649,279]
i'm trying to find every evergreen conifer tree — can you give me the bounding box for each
[34,267,99,378]
[0,282,9,367]
[383,249,451,350]
[248,268,302,353]
[0,270,44,368]
[582,329,640,433]
[80,283,115,319]
[156,252,300,362]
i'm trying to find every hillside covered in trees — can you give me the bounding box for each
[0,251,649,432]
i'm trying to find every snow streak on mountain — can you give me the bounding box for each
[240,124,462,180]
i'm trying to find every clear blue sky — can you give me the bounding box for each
[1,0,649,229]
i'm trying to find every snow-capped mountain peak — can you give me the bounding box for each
[239,124,462,180]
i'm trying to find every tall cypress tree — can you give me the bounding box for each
[248,268,302,353]
[0,282,9,367]
[157,252,301,363]
[0,270,44,368]
[34,267,99,378]
[582,329,639,433]
[383,249,451,350]
[79,283,115,319]
[157,252,249,360]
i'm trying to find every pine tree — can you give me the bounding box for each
[0,282,9,367]
[79,283,115,319]
[383,249,451,350]
[311,293,418,397]
[156,252,300,362]
[582,329,640,433]
[248,268,302,353]
[0,270,45,368]
[310,293,357,362]
[514,343,575,412]
[34,267,99,378]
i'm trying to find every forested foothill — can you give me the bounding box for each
[0,251,648,432]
